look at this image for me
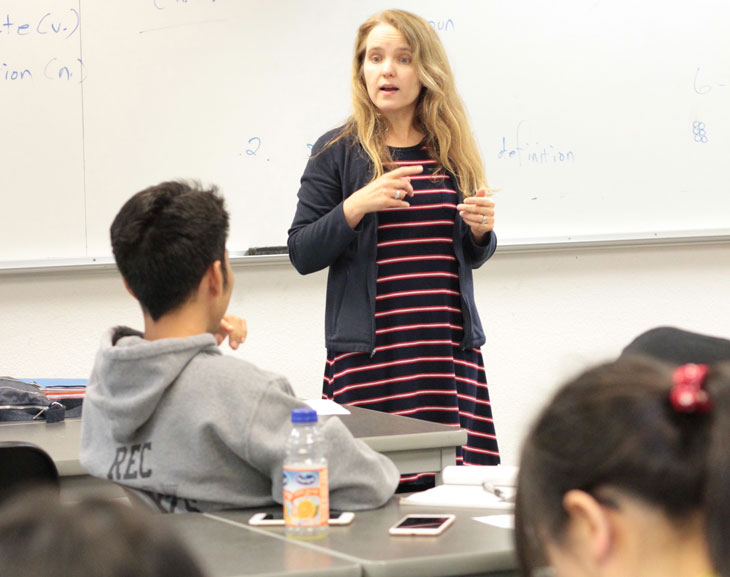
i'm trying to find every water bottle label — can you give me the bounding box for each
[282,466,329,528]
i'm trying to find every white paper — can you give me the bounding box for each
[304,399,351,416]
[399,484,513,511]
[473,514,515,530]
[441,465,518,487]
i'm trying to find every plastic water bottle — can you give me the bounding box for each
[283,408,329,539]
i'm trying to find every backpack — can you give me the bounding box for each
[0,377,65,423]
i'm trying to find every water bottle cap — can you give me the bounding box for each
[291,408,318,423]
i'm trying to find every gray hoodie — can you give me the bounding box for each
[80,327,399,513]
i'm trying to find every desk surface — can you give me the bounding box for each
[165,512,361,577]
[0,420,87,475]
[0,411,512,577]
[338,406,466,452]
[0,406,467,477]
[186,499,515,577]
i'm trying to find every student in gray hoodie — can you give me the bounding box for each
[80,181,400,513]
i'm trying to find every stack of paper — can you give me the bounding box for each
[399,465,518,510]
[441,465,518,486]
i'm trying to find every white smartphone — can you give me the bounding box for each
[248,512,286,526]
[248,510,355,526]
[328,511,356,525]
[388,514,456,536]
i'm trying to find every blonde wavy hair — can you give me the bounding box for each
[335,9,488,197]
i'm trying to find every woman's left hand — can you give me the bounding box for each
[216,313,248,350]
[457,188,495,244]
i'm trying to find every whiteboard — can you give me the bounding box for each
[2,0,730,265]
[1,1,86,261]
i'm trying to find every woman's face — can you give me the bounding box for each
[362,23,422,124]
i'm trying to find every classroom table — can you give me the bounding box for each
[336,406,467,480]
[167,498,517,577]
[0,409,515,577]
[0,405,467,499]
[165,511,361,577]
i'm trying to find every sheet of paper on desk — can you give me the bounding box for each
[399,484,513,510]
[441,465,518,486]
[473,514,514,530]
[304,399,351,416]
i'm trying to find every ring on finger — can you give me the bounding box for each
[395,190,402,200]
[481,215,487,225]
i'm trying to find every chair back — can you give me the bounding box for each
[622,326,730,365]
[0,442,60,504]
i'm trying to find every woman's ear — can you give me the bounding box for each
[562,490,614,566]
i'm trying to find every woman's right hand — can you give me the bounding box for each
[343,165,423,229]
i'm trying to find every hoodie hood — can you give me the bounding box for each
[85,327,220,442]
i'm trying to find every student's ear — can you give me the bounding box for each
[206,260,225,296]
[562,490,613,566]
[122,278,137,300]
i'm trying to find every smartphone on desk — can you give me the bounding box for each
[248,510,355,526]
[388,514,456,536]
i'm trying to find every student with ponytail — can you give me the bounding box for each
[514,355,730,577]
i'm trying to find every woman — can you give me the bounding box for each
[515,356,730,577]
[288,9,499,484]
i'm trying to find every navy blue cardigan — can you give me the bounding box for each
[287,127,497,354]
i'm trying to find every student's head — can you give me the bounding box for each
[346,9,486,197]
[0,490,206,577]
[515,356,730,577]
[111,181,231,322]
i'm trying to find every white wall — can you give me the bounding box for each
[2,242,729,465]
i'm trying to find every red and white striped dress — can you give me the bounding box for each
[323,143,500,486]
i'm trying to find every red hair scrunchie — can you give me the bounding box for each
[670,363,711,413]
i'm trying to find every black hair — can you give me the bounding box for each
[0,489,206,577]
[515,355,730,577]
[110,181,229,320]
